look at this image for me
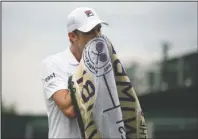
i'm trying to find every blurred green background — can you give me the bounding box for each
[1,2,197,139]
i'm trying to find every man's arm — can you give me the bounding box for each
[41,58,76,119]
[52,89,76,119]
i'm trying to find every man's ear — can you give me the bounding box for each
[68,32,77,42]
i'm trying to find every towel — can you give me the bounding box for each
[68,35,148,139]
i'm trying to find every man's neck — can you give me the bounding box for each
[70,45,82,62]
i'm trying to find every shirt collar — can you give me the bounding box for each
[67,47,79,66]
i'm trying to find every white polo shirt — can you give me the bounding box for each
[41,47,81,138]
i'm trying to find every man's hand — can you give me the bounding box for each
[52,89,76,119]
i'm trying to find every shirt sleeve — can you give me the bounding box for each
[41,58,69,100]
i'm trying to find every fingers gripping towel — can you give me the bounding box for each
[68,35,148,139]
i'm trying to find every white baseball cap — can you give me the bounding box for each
[67,7,108,33]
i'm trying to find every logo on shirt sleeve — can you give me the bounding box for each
[45,73,55,82]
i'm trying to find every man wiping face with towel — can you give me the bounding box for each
[41,7,148,139]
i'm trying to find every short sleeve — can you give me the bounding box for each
[41,58,69,100]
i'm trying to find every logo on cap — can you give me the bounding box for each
[85,10,94,17]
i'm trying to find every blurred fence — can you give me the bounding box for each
[1,114,48,138]
[148,118,198,139]
[2,87,197,139]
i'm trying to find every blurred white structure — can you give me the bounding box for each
[126,51,197,95]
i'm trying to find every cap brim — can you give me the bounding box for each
[77,20,108,33]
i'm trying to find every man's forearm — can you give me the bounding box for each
[52,89,76,118]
